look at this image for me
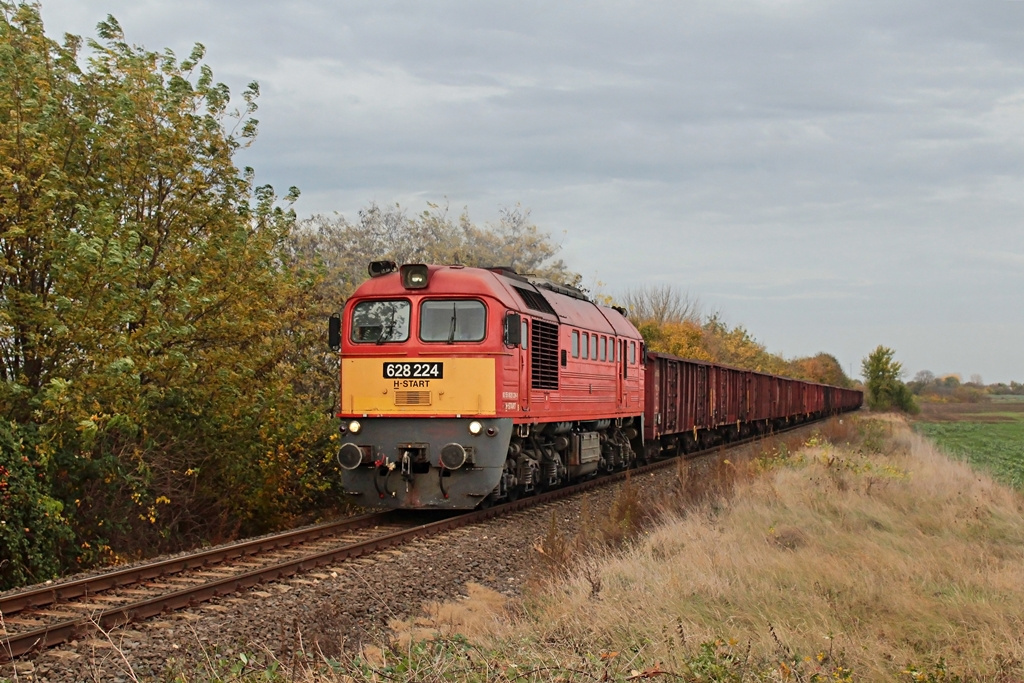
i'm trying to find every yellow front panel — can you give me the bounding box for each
[341,357,496,416]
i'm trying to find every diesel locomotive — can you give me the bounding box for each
[328,262,862,510]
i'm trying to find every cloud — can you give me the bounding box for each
[968,250,1024,267]
[31,0,1024,383]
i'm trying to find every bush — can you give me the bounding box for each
[0,420,74,589]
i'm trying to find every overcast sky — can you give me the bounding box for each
[38,0,1024,384]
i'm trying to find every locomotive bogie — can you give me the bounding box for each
[500,416,642,499]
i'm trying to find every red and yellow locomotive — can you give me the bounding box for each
[329,262,646,509]
[330,262,863,510]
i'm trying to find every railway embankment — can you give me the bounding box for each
[390,414,1022,682]
[7,415,1023,682]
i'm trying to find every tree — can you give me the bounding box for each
[907,369,935,396]
[700,315,789,374]
[622,284,701,327]
[861,346,917,413]
[637,319,713,361]
[0,420,74,587]
[291,202,576,295]
[788,353,853,387]
[1,3,333,585]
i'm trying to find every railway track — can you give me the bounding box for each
[0,511,419,661]
[1,419,823,662]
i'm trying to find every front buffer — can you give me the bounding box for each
[336,417,514,509]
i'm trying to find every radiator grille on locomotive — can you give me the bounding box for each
[530,319,560,390]
[395,391,431,406]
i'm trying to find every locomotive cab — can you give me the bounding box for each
[331,264,520,508]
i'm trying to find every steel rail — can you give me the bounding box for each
[1,462,657,661]
[0,512,446,661]
[0,511,394,617]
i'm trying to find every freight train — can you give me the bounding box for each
[328,262,862,509]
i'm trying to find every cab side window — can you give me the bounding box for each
[420,300,486,342]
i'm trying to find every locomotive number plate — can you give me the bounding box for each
[383,362,443,379]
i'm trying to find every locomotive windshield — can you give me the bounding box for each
[351,299,411,343]
[420,300,486,342]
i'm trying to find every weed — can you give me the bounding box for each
[535,475,661,583]
[598,472,653,547]
[858,418,892,454]
[534,510,573,576]
[673,451,744,515]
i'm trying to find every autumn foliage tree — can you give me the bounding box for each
[789,352,851,387]
[624,286,851,385]
[0,3,334,587]
[623,285,712,362]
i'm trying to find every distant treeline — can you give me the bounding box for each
[908,372,1023,403]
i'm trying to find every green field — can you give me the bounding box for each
[914,402,1024,489]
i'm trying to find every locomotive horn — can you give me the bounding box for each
[368,260,397,277]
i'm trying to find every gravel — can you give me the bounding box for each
[2,467,682,682]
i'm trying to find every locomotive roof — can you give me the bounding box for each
[350,264,642,340]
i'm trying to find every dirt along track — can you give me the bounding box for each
[1,418,833,681]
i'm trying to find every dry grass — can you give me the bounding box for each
[386,582,510,652]
[422,416,1024,681]
[107,416,1024,681]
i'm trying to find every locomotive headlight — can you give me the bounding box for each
[348,420,362,434]
[400,264,429,289]
[468,420,483,435]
